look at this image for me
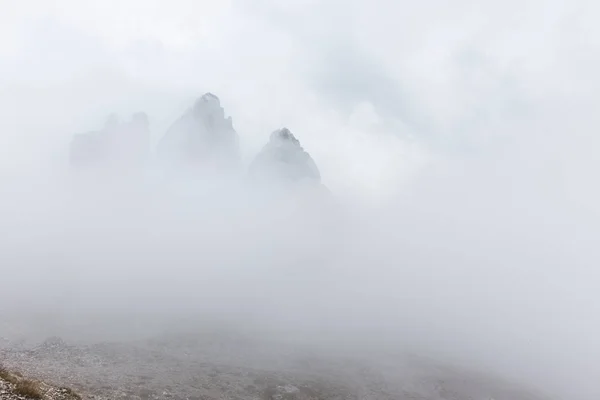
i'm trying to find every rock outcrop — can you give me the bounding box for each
[108,112,150,168]
[249,128,321,184]
[69,113,150,172]
[157,93,240,172]
[68,116,114,169]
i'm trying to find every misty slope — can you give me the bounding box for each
[249,128,321,184]
[156,93,240,172]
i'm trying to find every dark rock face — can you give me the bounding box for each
[249,128,321,184]
[157,93,240,172]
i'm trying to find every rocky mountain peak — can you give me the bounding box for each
[270,127,301,146]
[157,93,240,170]
[249,128,321,183]
[199,92,220,104]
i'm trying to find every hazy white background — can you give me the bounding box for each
[1,1,600,399]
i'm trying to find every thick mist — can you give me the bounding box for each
[2,1,600,400]
[0,113,598,400]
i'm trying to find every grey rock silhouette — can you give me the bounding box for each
[157,93,240,172]
[69,115,114,168]
[109,112,150,168]
[249,128,321,184]
[69,113,150,171]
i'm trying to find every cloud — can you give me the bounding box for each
[0,3,428,196]
[1,1,600,399]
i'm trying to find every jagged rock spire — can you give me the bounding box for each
[157,93,240,171]
[249,127,321,183]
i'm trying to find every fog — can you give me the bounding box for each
[1,1,600,400]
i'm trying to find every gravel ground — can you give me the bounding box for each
[1,363,81,400]
[0,320,556,400]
